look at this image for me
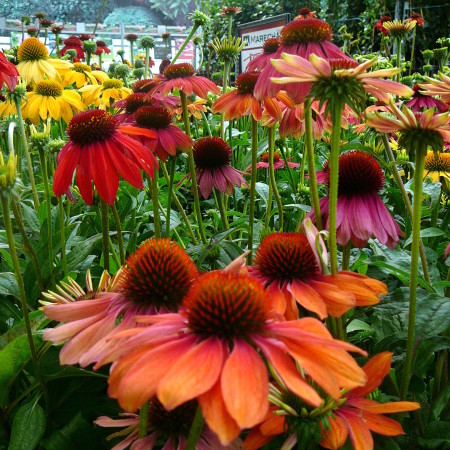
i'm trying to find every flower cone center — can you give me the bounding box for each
[163,63,195,80]
[124,93,153,113]
[18,37,48,61]
[102,78,123,89]
[235,71,259,94]
[424,151,450,172]
[132,79,158,93]
[193,137,231,170]
[35,80,63,97]
[135,106,172,129]
[73,62,91,73]
[263,38,280,54]
[280,18,332,45]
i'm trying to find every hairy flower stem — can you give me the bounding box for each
[220,61,230,139]
[150,168,161,238]
[304,99,322,230]
[0,195,46,400]
[180,91,207,244]
[38,148,53,277]
[100,200,110,272]
[381,135,431,284]
[165,157,176,236]
[216,189,229,230]
[161,161,198,244]
[111,202,125,264]
[144,48,150,79]
[138,402,148,438]
[329,104,345,275]
[10,195,44,292]
[401,146,426,400]
[396,38,402,83]
[247,117,258,263]
[129,43,134,68]
[268,127,283,231]
[172,26,199,64]
[57,197,67,276]
[14,99,40,210]
[185,407,205,450]
[409,28,417,75]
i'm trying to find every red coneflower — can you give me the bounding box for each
[254,17,353,103]
[247,38,279,72]
[113,92,154,123]
[213,71,281,122]
[79,33,94,41]
[308,151,403,249]
[407,12,425,27]
[53,109,158,205]
[151,63,220,98]
[43,238,199,366]
[0,51,19,91]
[296,7,317,19]
[406,84,448,113]
[374,15,392,35]
[125,33,138,42]
[119,105,193,162]
[95,40,111,55]
[248,232,387,320]
[102,271,367,445]
[256,151,300,170]
[193,137,248,199]
[60,36,85,59]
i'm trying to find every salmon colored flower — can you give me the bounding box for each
[246,38,279,72]
[254,17,353,103]
[193,137,248,198]
[419,72,450,104]
[53,109,157,205]
[43,238,198,366]
[270,54,413,111]
[308,151,404,249]
[119,105,193,162]
[95,398,243,450]
[151,63,220,98]
[256,152,300,170]
[213,71,281,122]
[248,232,387,320]
[102,271,367,445]
[0,51,19,91]
[319,352,420,450]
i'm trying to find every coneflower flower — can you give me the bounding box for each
[296,7,317,19]
[254,17,354,103]
[95,40,111,55]
[419,72,450,104]
[17,37,71,84]
[308,151,404,249]
[102,270,367,445]
[112,92,154,123]
[423,150,450,191]
[63,62,109,88]
[78,78,132,108]
[43,238,198,366]
[407,12,425,27]
[193,137,248,199]
[256,151,300,170]
[248,231,387,320]
[247,37,279,72]
[151,63,220,98]
[406,84,448,113]
[382,19,416,39]
[0,51,19,91]
[53,109,157,205]
[374,15,392,35]
[119,105,193,162]
[60,36,85,59]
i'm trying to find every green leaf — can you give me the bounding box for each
[255,182,269,207]
[417,421,450,448]
[0,272,19,300]
[8,400,46,450]
[403,227,447,247]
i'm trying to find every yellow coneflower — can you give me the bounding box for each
[17,37,72,84]
[63,62,109,88]
[78,78,131,108]
[0,97,17,118]
[22,79,85,124]
[382,19,416,38]
[424,151,450,191]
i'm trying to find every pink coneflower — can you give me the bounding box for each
[420,72,450,104]
[95,40,111,55]
[151,63,220,98]
[43,238,199,366]
[0,51,19,91]
[248,231,387,320]
[308,151,403,249]
[254,17,354,103]
[113,92,154,123]
[119,105,193,162]
[213,71,281,122]
[95,398,243,450]
[103,270,367,445]
[256,152,300,170]
[406,84,448,113]
[374,15,392,35]
[60,36,85,59]
[246,38,279,72]
[193,137,248,199]
[53,109,157,205]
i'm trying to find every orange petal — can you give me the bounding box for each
[221,339,269,428]
[339,408,373,450]
[289,280,328,319]
[198,379,241,445]
[244,429,273,450]
[266,282,287,316]
[361,410,406,436]
[157,337,225,410]
[320,415,348,450]
[308,279,355,317]
[348,398,420,414]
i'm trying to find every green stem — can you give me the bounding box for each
[138,402,149,438]
[38,148,53,277]
[329,104,344,274]
[381,135,431,284]
[432,349,446,400]
[161,161,197,244]
[129,43,134,68]
[268,127,283,231]
[220,61,230,138]
[0,195,46,399]
[10,195,44,292]
[396,38,402,83]
[180,91,207,244]
[279,145,296,191]
[150,167,161,238]
[265,174,273,229]
[111,203,125,265]
[98,52,102,70]
[57,197,67,276]
[227,15,233,37]
[93,0,107,35]
[144,48,150,79]
[215,189,229,230]
[100,200,110,272]
[14,99,40,210]
[401,146,426,400]
[200,111,212,136]
[304,99,323,230]
[172,26,198,64]
[248,117,258,263]
[55,34,60,56]
[409,28,416,75]
[185,406,205,450]
[165,157,176,236]
[342,243,351,270]
[86,52,91,66]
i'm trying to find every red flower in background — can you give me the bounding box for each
[374,15,392,34]
[60,36,85,59]
[95,40,111,55]
[0,51,19,91]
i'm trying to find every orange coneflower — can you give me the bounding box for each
[248,231,387,320]
[419,72,450,104]
[101,270,367,445]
